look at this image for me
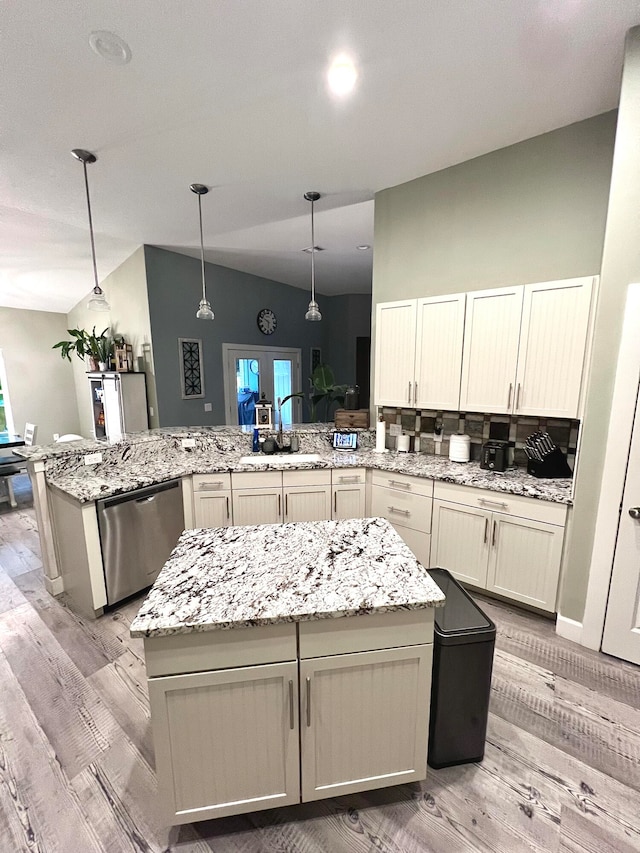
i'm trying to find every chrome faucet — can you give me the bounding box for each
[277,397,284,449]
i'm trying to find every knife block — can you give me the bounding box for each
[526,447,572,478]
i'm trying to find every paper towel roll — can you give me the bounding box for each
[375,419,388,453]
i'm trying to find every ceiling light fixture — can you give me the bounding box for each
[190,183,214,320]
[327,54,358,96]
[304,192,322,322]
[71,149,110,313]
[89,31,132,65]
[356,244,371,251]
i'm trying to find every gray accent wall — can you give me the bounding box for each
[322,293,372,389]
[371,111,618,623]
[144,246,370,426]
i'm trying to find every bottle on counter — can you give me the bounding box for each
[252,428,260,452]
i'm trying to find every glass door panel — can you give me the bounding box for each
[273,359,293,427]
[236,357,261,425]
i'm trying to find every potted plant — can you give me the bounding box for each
[280,363,347,423]
[53,327,113,371]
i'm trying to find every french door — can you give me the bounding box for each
[223,344,302,427]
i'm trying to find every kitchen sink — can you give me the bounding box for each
[239,453,321,465]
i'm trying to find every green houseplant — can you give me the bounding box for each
[280,363,347,423]
[53,327,113,371]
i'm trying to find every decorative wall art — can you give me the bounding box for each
[311,347,322,373]
[179,338,205,399]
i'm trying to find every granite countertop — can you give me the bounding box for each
[32,424,573,505]
[130,517,446,638]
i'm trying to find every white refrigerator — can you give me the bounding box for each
[88,372,148,441]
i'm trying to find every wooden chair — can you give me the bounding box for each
[0,422,37,508]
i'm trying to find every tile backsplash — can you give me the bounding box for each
[379,407,579,470]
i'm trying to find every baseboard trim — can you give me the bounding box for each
[44,575,64,597]
[556,614,583,644]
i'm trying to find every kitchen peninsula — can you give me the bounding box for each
[20,424,573,618]
[130,516,445,824]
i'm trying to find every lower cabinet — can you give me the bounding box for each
[331,468,366,520]
[192,474,232,528]
[231,471,283,526]
[370,470,433,567]
[432,482,567,613]
[283,470,332,522]
[145,611,434,824]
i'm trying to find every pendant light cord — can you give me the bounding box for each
[310,196,316,304]
[82,160,100,292]
[198,193,206,302]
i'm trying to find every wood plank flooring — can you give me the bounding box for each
[1,473,639,852]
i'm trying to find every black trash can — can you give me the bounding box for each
[427,568,496,769]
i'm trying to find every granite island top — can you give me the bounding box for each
[130,517,446,638]
[29,425,573,505]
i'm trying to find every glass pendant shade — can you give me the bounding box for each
[305,300,322,321]
[303,191,322,322]
[71,148,111,313]
[190,183,214,320]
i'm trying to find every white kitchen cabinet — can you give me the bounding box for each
[431,500,491,587]
[374,295,466,410]
[459,286,524,414]
[299,645,432,801]
[432,482,567,613]
[144,608,435,823]
[331,469,366,519]
[148,661,300,823]
[514,277,594,418]
[284,485,332,522]
[231,471,283,526]
[374,299,417,406]
[192,474,232,528]
[370,471,433,567]
[460,277,595,418]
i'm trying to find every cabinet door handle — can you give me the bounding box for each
[288,680,294,730]
[334,491,337,513]
[516,383,522,410]
[226,496,230,520]
[407,381,412,404]
[484,517,488,544]
[199,481,223,491]
[492,519,497,547]
[388,505,410,516]
[478,497,508,510]
[338,475,360,483]
[507,383,513,410]
[306,677,311,727]
[388,479,410,489]
[278,493,282,518]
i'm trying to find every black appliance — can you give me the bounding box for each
[480,439,508,472]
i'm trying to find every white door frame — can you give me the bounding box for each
[222,343,302,427]
[581,284,640,650]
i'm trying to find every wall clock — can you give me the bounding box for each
[257,308,277,335]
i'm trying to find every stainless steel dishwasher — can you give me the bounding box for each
[96,478,184,606]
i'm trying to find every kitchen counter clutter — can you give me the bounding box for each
[130,516,445,638]
[133,517,445,823]
[21,424,573,505]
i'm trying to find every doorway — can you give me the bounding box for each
[222,344,302,427]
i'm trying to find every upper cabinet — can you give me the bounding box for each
[374,294,466,410]
[375,276,595,420]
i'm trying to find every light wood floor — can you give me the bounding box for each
[1,474,639,853]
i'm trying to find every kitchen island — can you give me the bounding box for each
[130,517,445,824]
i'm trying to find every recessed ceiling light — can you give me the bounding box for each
[356,244,371,251]
[327,54,357,96]
[89,30,132,65]
[302,246,325,253]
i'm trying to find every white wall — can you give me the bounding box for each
[0,307,81,444]
[68,246,158,437]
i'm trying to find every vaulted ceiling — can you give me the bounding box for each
[2,1,639,313]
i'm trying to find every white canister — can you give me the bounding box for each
[449,433,471,463]
[397,434,410,453]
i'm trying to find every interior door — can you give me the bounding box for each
[224,346,301,426]
[602,382,640,664]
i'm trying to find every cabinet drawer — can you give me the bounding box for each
[232,470,283,489]
[371,469,433,497]
[331,468,366,486]
[299,609,434,658]
[283,468,331,487]
[193,473,232,491]
[433,481,567,527]
[371,485,432,533]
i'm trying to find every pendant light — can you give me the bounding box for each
[71,149,110,312]
[304,191,322,322]
[190,183,214,320]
